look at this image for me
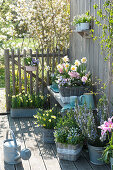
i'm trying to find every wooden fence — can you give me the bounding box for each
[4,48,69,112]
[70,0,113,113]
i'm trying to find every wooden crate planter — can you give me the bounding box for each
[10,108,39,118]
[42,128,55,144]
[56,143,83,161]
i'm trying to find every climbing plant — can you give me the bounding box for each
[93,1,113,62]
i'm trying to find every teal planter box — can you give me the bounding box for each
[10,108,39,118]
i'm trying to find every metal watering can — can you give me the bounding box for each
[4,129,31,164]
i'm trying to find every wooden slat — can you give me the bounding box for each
[29,49,33,94]
[58,49,60,64]
[52,49,55,73]
[82,150,110,170]
[47,48,50,86]
[17,49,22,93]
[24,49,27,94]
[51,144,78,170]
[0,116,10,170]
[4,49,10,112]
[36,49,39,94]
[19,118,46,170]
[29,119,61,170]
[41,49,44,94]
[11,49,16,95]
[8,116,31,170]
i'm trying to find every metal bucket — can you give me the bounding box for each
[3,129,21,164]
[88,144,105,165]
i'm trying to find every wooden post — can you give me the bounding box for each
[58,49,60,64]
[47,48,50,86]
[52,49,55,73]
[4,49,10,112]
[41,49,44,94]
[11,49,16,95]
[24,49,27,93]
[17,49,22,93]
[29,49,33,94]
[36,49,39,94]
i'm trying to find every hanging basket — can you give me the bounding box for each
[25,66,37,71]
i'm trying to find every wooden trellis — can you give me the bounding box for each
[4,48,69,112]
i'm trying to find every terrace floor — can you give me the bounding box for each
[0,115,110,170]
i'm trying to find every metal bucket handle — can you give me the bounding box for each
[6,129,18,148]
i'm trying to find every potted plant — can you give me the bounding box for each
[24,56,39,71]
[54,111,84,161]
[11,93,49,118]
[98,116,113,169]
[72,12,92,31]
[56,56,92,103]
[34,106,60,143]
[74,99,108,165]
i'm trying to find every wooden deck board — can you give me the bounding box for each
[0,115,111,170]
[29,118,62,170]
[8,116,31,170]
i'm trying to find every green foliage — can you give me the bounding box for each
[72,12,92,25]
[11,93,49,109]
[54,110,84,145]
[34,106,61,129]
[93,1,113,63]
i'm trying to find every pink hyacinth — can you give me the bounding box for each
[68,71,80,78]
[81,76,87,83]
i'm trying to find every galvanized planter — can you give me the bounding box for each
[88,144,105,165]
[111,157,113,170]
[59,86,90,104]
[10,108,39,118]
[56,143,83,161]
[42,128,55,144]
[25,66,37,71]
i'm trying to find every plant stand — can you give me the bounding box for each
[56,143,83,161]
[10,108,39,118]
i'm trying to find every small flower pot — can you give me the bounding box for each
[111,157,113,170]
[42,128,55,143]
[76,22,90,31]
[56,143,83,161]
[25,66,37,71]
[88,144,105,165]
[10,108,39,118]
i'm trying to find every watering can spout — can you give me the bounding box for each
[14,155,21,161]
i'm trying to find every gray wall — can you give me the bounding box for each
[70,0,113,113]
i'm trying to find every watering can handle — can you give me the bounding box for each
[6,129,18,148]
